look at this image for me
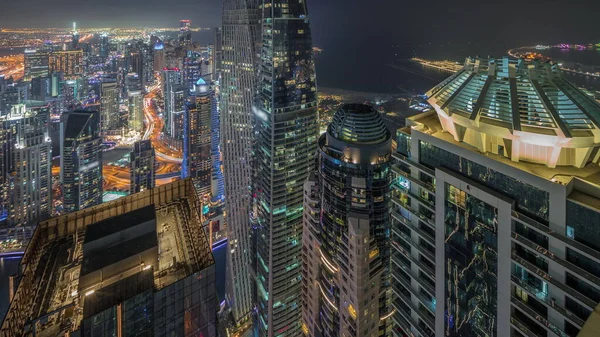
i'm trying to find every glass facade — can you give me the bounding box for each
[154,267,217,337]
[219,0,260,324]
[566,200,600,252]
[420,141,549,222]
[444,183,498,337]
[253,0,318,335]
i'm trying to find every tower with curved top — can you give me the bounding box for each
[301,104,394,336]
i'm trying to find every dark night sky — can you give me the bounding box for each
[2,0,599,47]
[2,0,600,91]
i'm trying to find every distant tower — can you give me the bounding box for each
[212,27,222,79]
[100,81,119,134]
[99,34,109,59]
[153,42,165,71]
[301,104,393,336]
[219,0,260,326]
[182,79,212,196]
[23,49,49,81]
[0,106,52,228]
[161,69,186,143]
[179,20,192,48]
[129,140,155,194]
[60,110,102,212]
[128,90,143,132]
[183,51,202,91]
[71,22,79,49]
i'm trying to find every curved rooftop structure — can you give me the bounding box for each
[328,104,390,144]
[427,56,600,168]
[321,104,392,165]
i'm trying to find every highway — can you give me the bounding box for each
[103,77,182,191]
[0,54,24,81]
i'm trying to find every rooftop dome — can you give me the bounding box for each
[426,56,600,168]
[328,104,390,144]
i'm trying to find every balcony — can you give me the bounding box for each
[392,247,435,280]
[511,275,585,327]
[512,231,600,288]
[392,196,435,227]
[391,211,435,246]
[392,271,435,319]
[391,166,435,193]
[511,296,569,337]
[512,253,597,309]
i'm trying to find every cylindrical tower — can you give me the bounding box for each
[303,103,394,336]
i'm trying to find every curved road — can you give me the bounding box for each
[103,77,183,191]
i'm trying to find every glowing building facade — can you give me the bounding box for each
[129,140,155,194]
[0,107,51,228]
[60,110,102,213]
[253,0,319,335]
[219,0,260,324]
[391,57,600,337]
[301,104,394,337]
[183,79,212,196]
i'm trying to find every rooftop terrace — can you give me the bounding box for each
[1,179,214,337]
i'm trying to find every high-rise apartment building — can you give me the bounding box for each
[183,79,212,196]
[301,104,394,336]
[129,140,155,194]
[183,51,202,91]
[391,57,600,337]
[99,33,109,59]
[128,90,144,132]
[100,81,119,133]
[0,106,51,227]
[213,27,222,79]
[219,0,260,325]
[1,179,218,337]
[49,50,83,77]
[179,20,192,47]
[60,110,102,213]
[153,42,165,71]
[253,0,319,335]
[23,49,49,81]
[162,69,186,142]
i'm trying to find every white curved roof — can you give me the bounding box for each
[427,57,600,138]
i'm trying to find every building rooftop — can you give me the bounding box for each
[328,103,390,144]
[427,57,600,169]
[1,179,214,337]
[429,56,600,135]
[405,110,600,210]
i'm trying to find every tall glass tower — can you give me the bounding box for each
[253,0,318,335]
[220,0,260,326]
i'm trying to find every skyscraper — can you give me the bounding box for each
[212,27,222,79]
[100,81,119,134]
[182,79,212,196]
[253,0,319,335]
[129,140,155,194]
[60,110,102,213]
[183,51,202,91]
[179,20,192,47]
[220,0,260,326]
[162,68,186,143]
[0,106,51,228]
[391,56,600,337]
[49,50,83,77]
[23,49,49,81]
[99,33,109,59]
[128,90,143,132]
[71,22,79,49]
[2,179,218,337]
[301,104,394,337]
